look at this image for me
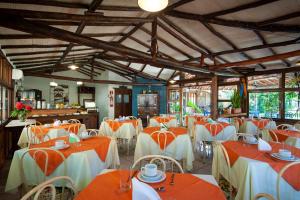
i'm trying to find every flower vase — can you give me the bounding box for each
[18,113,27,122]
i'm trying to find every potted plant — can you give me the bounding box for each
[231,90,242,114]
[10,102,32,122]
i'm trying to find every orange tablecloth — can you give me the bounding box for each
[223,141,300,191]
[75,170,226,200]
[143,127,187,149]
[185,115,207,126]
[106,120,138,132]
[269,129,300,142]
[153,116,176,123]
[195,122,230,136]
[29,136,111,176]
[31,123,81,139]
[251,119,270,129]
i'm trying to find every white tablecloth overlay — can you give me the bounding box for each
[5,138,119,192]
[262,129,300,149]
[194,124,237,142]
[99,119,143,141]
[149,118,177,128]
[17,124,87,148]
[134,132,194,171]
[212,143,300,200]
[239,120,276,134]
[186,116,198,136]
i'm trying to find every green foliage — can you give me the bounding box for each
[187,101,202,113]
[230,90,241,108]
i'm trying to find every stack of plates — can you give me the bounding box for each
[270,153,300,162]
[137,170,166,183]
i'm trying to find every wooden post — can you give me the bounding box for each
[280,72,285,120]
[211,75,218,119]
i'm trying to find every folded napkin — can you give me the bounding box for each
[69,133,80,143]
[53,120,61,127]
[258,138,272,151]
[132,178,161,200]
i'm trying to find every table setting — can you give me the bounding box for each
[149,116,177,127]
[75,164,226,200]
[212,138,300,200]
[17,120,86,147]
[193,119,237,142]
[6,135,120,192]
[134,127,194,171]
[239,118,276,134]
[185,115,208,135]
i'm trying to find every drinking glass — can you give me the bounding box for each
[118,170,131,193]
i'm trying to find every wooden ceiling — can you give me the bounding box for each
[0,0,299,84]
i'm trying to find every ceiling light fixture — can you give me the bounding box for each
[138,0,168,12]
[68,64,79,70]
[49,81,58,87]
[77,81,83,85]
[296,60,300,66]
[169,80,176,84]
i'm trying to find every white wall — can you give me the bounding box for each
[22,70,131,122]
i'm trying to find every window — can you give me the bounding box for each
[218,85,237,100]
[248,74,281,90]
[285,91,300,120]
[285,72,300,89]
[249,92,280,118]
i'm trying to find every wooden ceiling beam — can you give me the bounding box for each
[0,8,152,23]
[0,13,226,76]
[0,0,88,9]
[258,11,300,26]
[6,48,96,57]
[27,19,139,26]
[2,44,73,49]
[166,10,300,33]
[202,22,266,69]
[10,53,95,62]
[210,50,300,70]
[0,33,125,40]
[203,0,278,18]
[151,17,158,61]
[24,73,167,86]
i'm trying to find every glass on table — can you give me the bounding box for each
[118,170,132,193]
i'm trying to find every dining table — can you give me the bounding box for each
[185,115,208,135]
[193,121,237,142]
[262,129,300,149]
[239,118,276,134]
[5,136,120,192]
[17,123,87,148]
[134,127,194,171]
[75,170,226,200]
[212,140,300,200]
[99,118,143,141]
[149,116,177,127]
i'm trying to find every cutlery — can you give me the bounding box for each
[170,173,175,185]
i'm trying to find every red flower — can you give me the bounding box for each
[25,105,32,111]
[15,102,24,110]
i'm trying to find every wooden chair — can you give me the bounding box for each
[277,124,293,130]
[277,161,300,200]
[217,142,234,200]
[127,116,137,120]
[132,155,184,173]
[28,125,51,148]
[68,119,81,124]
[20,176,77,200]
[86,129,105,136]
[150,130,176,155]
[253,193,275,200]
[67,123,80,134]
[20,148,66,194]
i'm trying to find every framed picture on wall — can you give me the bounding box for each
[50,84,69,105]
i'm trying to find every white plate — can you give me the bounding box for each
[137,170,166,184]
[270,153,300,162]
[51,144,70,150]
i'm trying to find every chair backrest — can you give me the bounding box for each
[150,130,176,152]
[277,124,293,130]
[68,119,81,124]
[277,161,300,200]
[232,117,243,132]
[20,148,66,192]
[28,125,51,147]
[103,117,113,122]
[207,123,224,137]
[87,129,105,136]
[67,123,80,134]
[253,193,275,200]
[132,155,184,173]
[268,130,279,143]
[127,116,137,120]
[20,176,77,200]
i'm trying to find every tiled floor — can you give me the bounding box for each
[0,147,213,200]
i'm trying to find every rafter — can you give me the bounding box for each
[166,10,300,33]
[6,48,96,57]
[10,53,95,62]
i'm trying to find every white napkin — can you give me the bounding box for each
[132,178,161,200]
[53,120,61,127]
[258,138,272,151]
